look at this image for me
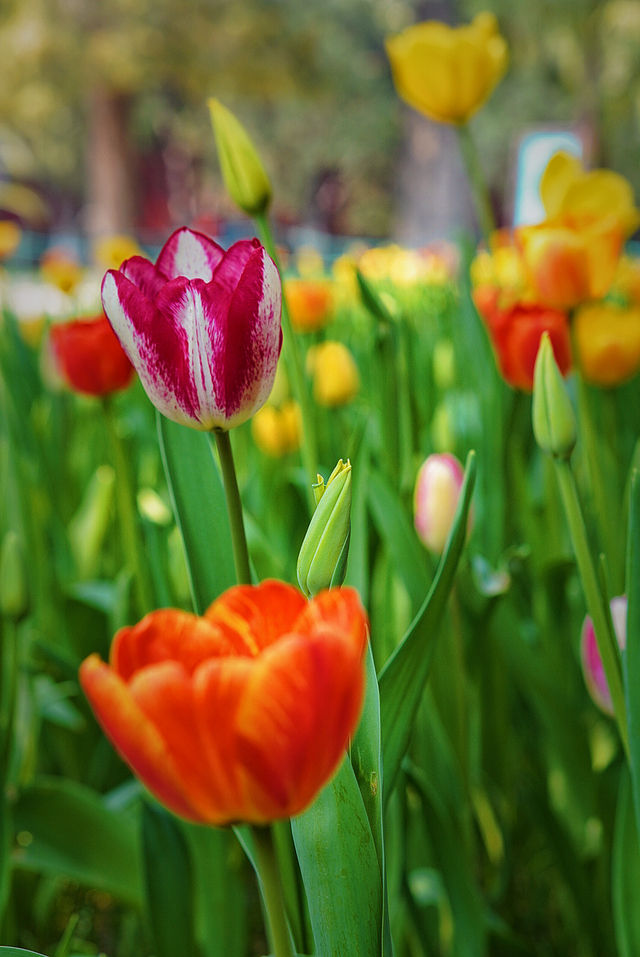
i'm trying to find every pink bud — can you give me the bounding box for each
[413,453,468,554]
[580,595,627,715]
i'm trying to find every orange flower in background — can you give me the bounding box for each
[80,581,368,826]
[48,313,135,396]
[573,301,640,387]
[475,293,571,391]
[517,152,639,310]
[285,278,335,333]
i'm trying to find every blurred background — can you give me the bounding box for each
[0,0,639,262]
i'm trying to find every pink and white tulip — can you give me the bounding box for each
[580,595,627,716]
[414,453,467,554]
[101,227,282,430]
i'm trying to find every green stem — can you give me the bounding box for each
[212,429,252,586]
[456,124,496,245]
[254,211,318,509]
[554,459,629,756]
[251,825,296,957]
[103,399,154,616]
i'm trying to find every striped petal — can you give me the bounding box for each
[204,580,306,655]
[156,227,225,281]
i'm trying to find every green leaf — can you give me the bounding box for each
[292,756,382,956]
[625,469,640,839]
[0,949,48,956]
[142,802,196,957]
[379,451,476,799]
[612,768,640,957]
[12,777,142,905]
[157,415,235,614]
[367,470,431,613]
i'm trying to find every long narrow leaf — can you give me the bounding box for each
[625,468,640,838]
[612,769,640,957]
[379,451,476,799]
[157,415,235,613]
[142,802,196,957]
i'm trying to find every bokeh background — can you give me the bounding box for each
[1,0,640,259]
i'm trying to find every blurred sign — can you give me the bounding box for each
[512,129,584,226]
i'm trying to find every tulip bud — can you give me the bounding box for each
[0,530,29,621]
[297,459,352,597]
[414,453,468,554]
[581,596,627,715]
[208,99,272,216]
[532,332,577,460]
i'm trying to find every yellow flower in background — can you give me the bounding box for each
[251,399,302,457]
[295,245,325,278]
[386,12,508,125]
[93,234,142,271]
[573,301,640,387]
[0,220,22,260]
[40,246,83,295]
[611,255,640,305]
[308,341,360,407]
[540,152,640,235]
[285,278,335,333]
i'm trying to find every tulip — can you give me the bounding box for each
[93,234,142,271]
[48,313,135,397]
[307,340,359,407]
[80,580,368,825]
[40,246,83,295]
[581,596,627,715]
[573,301,640,387]
[251,400,302,457]
[284,278,335,333]
[208,99,272,217]
[532,333,576,460]
[414,453,469,553]
[101,227,282,430]
[0,220,21,260]
[297,459,352,597]
[386,12,508,125]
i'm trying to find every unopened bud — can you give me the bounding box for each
[414,453,469,554]
[532,332,577,459]
[297,459,352,597]
[208,99,272,216]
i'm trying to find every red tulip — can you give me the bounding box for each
[101,227,282,430]
[80,581,368,826]
[48,313,135,396]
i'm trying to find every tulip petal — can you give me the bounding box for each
[155,227,225,281]
[79,654,197,821]
[120,256,169,298]
[204,579,306,655]
[293,587,369,655]
[111,609,239,680]
[102,270,204,427]
[129,661,233,822]
[233,628,366,820]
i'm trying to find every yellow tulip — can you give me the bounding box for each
[307,341,360,407]
[0,220,21,260]
[93,234,142,271]
[540,151,639,235]
[573,302,640,387]
[386,12,508,125]
[251,400,301,457]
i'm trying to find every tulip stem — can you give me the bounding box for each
[254,211,318,510]
[103,398,155,616]
[456,124,496,245]
[554,459,629,756]
[251,825,296,957]
[212,429,252,586]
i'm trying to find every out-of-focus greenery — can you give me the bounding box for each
[1,0,639,235]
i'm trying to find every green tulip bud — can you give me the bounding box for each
[297,459,352,597]
[532,332,577,460]
[0,530,29,621]
[208,98,272,216]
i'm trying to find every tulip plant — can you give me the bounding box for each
[1,15,640,957]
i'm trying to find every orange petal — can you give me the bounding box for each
[294,587,369,656]
[111,608,242,678]
[79,654,199,821]
[204,580,306,655]
[234,627,366,820]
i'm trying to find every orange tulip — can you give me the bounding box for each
[80,581,368,826]
[48,313,135,396]
[285,278,335,333]
[573,301,640,387]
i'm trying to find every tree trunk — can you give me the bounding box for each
[84,86,135,239]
